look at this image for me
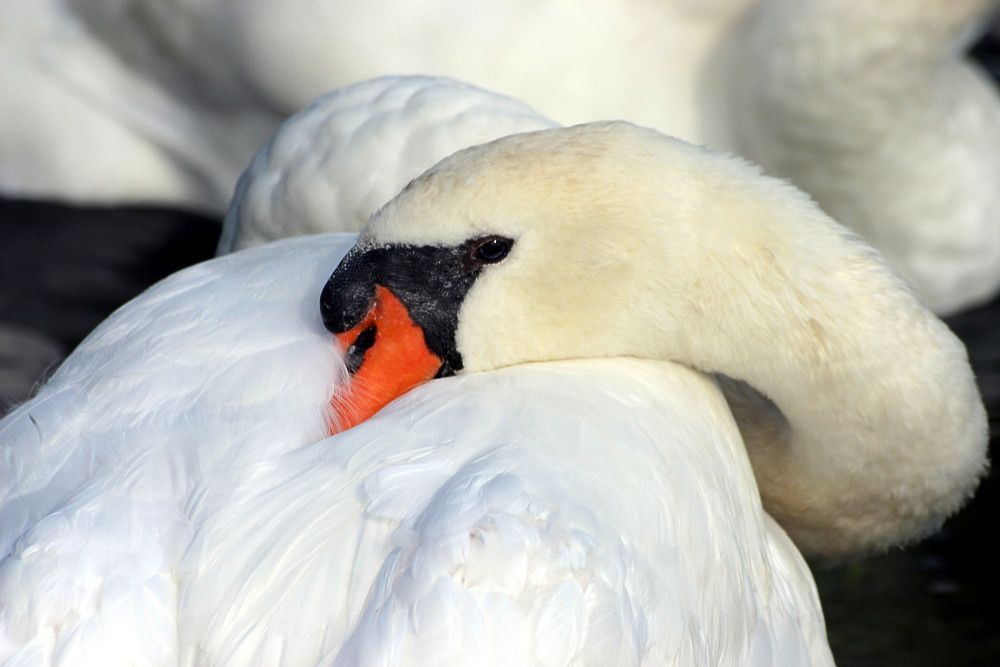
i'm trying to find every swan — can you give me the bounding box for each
[726,0,1000,315]
[0,246,829,665]
[0,122,986,665]
[1,0,749,213]
[217,76,557,254]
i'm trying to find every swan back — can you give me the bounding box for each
[0,233,834,665]
[218,76,557,253]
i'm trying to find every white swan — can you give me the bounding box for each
[0,241,831,666]
[0,122,985,665]
[1,0,749,213]
[217,76,557,254]
[726,0,1000,315]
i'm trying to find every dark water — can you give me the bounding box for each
[0,197,220,408]
[1,197,998,664]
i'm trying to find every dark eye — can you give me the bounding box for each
[470,236,513,264]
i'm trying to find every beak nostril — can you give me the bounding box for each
[344,325,377,374]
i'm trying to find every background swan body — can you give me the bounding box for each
[0,0,280,213]
[1,0,749,213]
[9,0,999,315]
[0,234,833,666]
[728,0,1000,314]
[217,76,557,254]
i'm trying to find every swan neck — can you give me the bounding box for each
[645,214,989,556]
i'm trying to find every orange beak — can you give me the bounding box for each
[328,285,443,433]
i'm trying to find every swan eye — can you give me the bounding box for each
[470,236,513,264]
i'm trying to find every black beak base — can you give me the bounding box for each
[319,241,497,376]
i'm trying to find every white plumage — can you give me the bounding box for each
[0,235,831,666]
[182,357,833,666]
[0,236,346,664]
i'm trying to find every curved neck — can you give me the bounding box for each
[715,324,985,557]
[644,200,988,557]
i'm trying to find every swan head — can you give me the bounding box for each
[320,121,987,556]
[322,121,805,385]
